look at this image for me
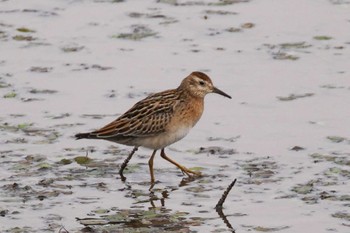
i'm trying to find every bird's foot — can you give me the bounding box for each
[181,166,202,178]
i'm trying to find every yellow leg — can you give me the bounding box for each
[160,149,201,177]
[148,150,157,183]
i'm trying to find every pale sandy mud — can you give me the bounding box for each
[0,0,349,232]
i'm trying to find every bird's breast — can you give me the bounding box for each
[134,97,204,150]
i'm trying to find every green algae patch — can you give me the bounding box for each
[253,226,290,232]
[13,35,36,41]
[4,92,17,98]
[37,162,52,170]
[292,183,313,195]
[313,35,332,40]
[17,123,32,130]
[279,42,311,49]
[122,163,142,174]
[273,52,299,60]
[327,136,347,143]
[76,207,198,232]
[61,45,84,53]
[17,27,36,33]
[58,158,73,165]
[189,166,205,171]
[332,212,350,221]
[210,0,250,6]
[277,93,314,101]
[74,156,92,165]
[0,81,11,88]
[112,25,157,41]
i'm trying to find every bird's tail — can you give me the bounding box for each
[75,132,96,140]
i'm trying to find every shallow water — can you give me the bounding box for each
[1,0,349,232]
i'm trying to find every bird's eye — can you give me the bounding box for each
[199,80,205,86]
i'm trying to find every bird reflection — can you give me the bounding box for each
[120,175,236,232]
[149,190,168,208]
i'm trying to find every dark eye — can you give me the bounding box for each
[199,80,205,86]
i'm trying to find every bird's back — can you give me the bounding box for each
[76,89,182,146]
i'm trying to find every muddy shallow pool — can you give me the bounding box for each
[0,0,349,232]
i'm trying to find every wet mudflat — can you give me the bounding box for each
[0,0,349,232]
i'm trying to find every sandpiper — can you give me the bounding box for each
[75,71,231,183]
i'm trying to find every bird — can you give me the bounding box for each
[75,71,231,183]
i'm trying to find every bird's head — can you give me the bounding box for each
[180,71,232,99]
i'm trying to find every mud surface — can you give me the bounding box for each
[1,0,349,232]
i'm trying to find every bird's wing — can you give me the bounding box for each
[90,89,180,139]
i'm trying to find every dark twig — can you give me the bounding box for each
[215,179,237,232]
[215,179,237,210]
[119,147,138,181]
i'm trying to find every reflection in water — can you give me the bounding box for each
[179,175,199,187]
[149,177,237,232]
[58,226,69,233]
[75,175,237,232]
[150,190,168,208]
[216,208,235,232]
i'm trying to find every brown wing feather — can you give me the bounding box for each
[90,89,181,139]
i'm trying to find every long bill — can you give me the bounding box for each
[213,87,232,99]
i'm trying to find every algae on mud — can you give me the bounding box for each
[0,0,349,232]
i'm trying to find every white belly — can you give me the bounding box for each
[137,126,192,150]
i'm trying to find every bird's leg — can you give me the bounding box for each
[119,146,138,181]
[148,150,157,184]
[160,149,201,177]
